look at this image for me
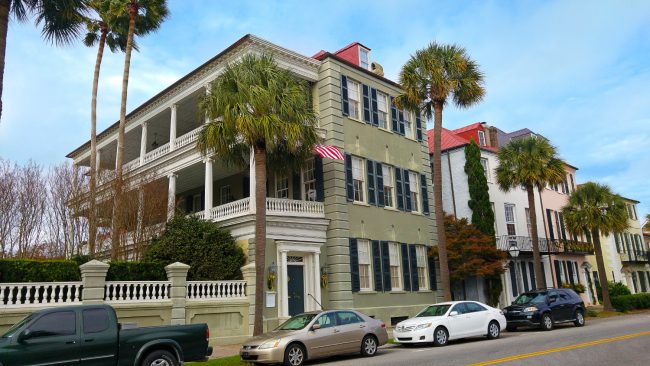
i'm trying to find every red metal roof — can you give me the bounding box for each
[451,122,484,134]
[428,126,498,155]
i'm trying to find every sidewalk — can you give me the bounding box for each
[210,344,241,359]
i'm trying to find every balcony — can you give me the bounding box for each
[191,197,324,222]
[496,236,594,255]
[619,251,650,264]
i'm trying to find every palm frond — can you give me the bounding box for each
[562,182,629,236]
[33,0,89,46]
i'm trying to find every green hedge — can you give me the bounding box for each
[0,259,80,282]
[106,261,166,281]
[611,293,650,312]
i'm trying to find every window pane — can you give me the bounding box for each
[337,311,362,325]
[316,313,337,328]
[31,311,76,337]
[83,308,109,334]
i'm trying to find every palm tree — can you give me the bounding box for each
[398,42,485,301]
[644,213,650,232]
[109,0,168,258]
[0,0,88,121]
[83,0,130,255]
[562,182,628,311]
[496,137,566,289]
[197,53,319,335]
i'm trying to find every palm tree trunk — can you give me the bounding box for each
[432,101,451,301]
[0,0,9,121]
[592,228,613,311]
[88,27,107,256]
[111,3,137,259]
[526,184,545,289]
[253,147,267,336]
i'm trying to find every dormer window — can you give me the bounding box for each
[359,47,370,70]
[478,130,486,146]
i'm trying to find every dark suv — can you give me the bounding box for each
[503,288,585,331]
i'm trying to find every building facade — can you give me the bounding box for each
[66,35,439,333]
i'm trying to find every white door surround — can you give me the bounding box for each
[276,240,323,320]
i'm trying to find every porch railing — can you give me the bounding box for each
[496,236,594,255]
[143,143,171,165]
[104,281,171,302]
[209,198,250,221]
[175,127,201,149]
[186,280,246,300]
[1,282,82,307]
[266,197,325,217]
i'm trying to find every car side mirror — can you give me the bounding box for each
[18,329,32,343]
[311,324,321,331]
[449,311,458,317]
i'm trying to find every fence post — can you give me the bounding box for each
[80,260,109,304]
[166,262,190,325]
[241,262,256,336]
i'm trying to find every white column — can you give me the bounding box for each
[313,252,322,310]
[139,121,148,165]
[281,250,289,318]
[249,149,256,212]
[167,173,177,220]
[169,104,177,151]
[204,157,213,217]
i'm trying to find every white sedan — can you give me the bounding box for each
[393,301,506,346]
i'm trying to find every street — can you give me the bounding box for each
[310,313,650,366]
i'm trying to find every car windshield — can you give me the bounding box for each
[514,292,547,305]
[1,314,33,338]
[416,304,451,317]
[277,313,317,331]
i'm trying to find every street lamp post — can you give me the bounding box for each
[508,243,522,300]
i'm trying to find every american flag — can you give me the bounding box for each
[314,145,344,160]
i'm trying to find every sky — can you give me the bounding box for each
[1,0,649,221]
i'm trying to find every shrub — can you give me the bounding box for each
[145,215,246,281]
[0,259,80,282]
[611,293,650,312]
[106,261,166,281]
[596,281,631,301]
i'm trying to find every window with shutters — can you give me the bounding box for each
[352,156,365,202]
[357,239,372,290]
[409,171,420,212]
[478,130,486,146]
[377,92,389,129]
[505,204,517,236]
[416,246,427,290]
[382,164,395,208]
[347,79,361,120]
[480,158,490,182]
[275,176,288,199]
[403,111,414,139]
[302,158,316,201]
[525,208,532,237]
[389,242,402,291]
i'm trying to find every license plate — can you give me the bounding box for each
[242,352,249,358]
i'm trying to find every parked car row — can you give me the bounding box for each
[240,287,586,366]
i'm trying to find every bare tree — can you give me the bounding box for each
[0,158,17,257]
[15,161,47,258]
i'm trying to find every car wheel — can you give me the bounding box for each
[361,335,378,357]
[540,313,553,331]
[141,350,177,366]
[506,325,517,332]
[433,326,449,347]
[487,321,500,339]
[284,343,306,366]
[574,310,585,327]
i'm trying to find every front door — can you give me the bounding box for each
[288,265,305,316]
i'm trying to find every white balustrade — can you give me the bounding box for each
[123,158,140,172]
[174,127,202,149]
[186,280,246,300]
[0,282,82,307]
[142,143,171,165]
[209,198,251,220]
[104,281,170,302]
[266,198,324,217]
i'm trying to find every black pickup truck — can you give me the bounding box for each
[0,304,212,366]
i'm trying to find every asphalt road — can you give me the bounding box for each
[308,313,650,366]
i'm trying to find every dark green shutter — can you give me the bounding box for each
[395,168,404,211]
[409,245,419,291]
[315,156,324,202]
[292,172,301,200]
[546,209,555,240]
[341,75,349,116]
[615,233,621,253]
[415,111,423,141]
[398,110,405,135]
[420,173,429,215]
[528,262,537,290]
[567,261,575,286]
[559,212,567,240]
[401,243,411,291]
[404,170,412,211]
[370,88,379,126]
[367,159,376,206]
[390,97,398,132]
[376,162,384,207]
[362,84,371,123]
[345,154,353,202]
[372,240,382,291]
[428,255,437,290]
[349,238,360,292]
[554,260,562,286]
[521,262,529,291]
[381,241,391,291]
[509,262,519,297]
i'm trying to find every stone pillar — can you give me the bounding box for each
[139,121,148,165]
[168,173,177,220]
[204,157,213,217]
[169,104,177,151]
[80,260,109,304]
[241,261,256,336]
[313,252,322,310]
[249,149,256,212]
[280,250,289,318]
[165,262,190,325]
